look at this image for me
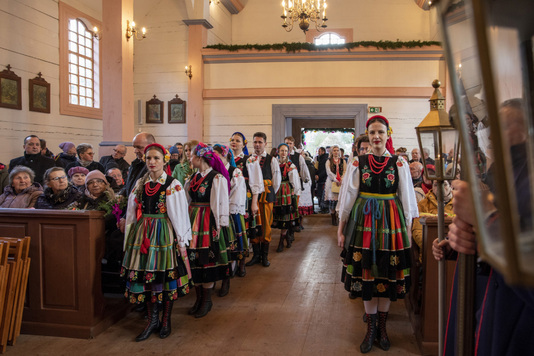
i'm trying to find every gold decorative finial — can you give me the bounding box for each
[432,79,441,89]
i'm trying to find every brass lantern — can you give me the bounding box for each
[434,0,534,287]
[416,80,460,182]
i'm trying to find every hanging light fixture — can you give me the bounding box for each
[281,0,328,34]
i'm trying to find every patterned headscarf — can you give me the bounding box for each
[230,132,249,156]
[213,144,236,167]
[194,143,231,192]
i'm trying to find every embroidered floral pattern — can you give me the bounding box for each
[145,272,155,282]
[353,281,362,292]
[384,167,396,188]
[377,283,386,293]
[361,165,372,186]
[390,255,400,266]
[353,251,362,262]
[353,159,359,167]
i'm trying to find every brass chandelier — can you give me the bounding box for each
[281,0,328,34]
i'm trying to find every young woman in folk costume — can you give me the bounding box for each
[212,144,248,296]
[121,143,193,341]
[273,143,301,252]
[325,145,347,226]
[337,116,418,353]
[230,132,262,275]
[171,140,199,186]
[186,143,231,318]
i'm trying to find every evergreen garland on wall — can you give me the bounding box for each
[205,40,441,53]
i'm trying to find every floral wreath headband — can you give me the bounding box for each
[143,143,171,163]
[365,115,393,136]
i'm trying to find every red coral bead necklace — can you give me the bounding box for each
[368,154,390,174]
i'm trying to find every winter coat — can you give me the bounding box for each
[9,153,57,185]
[0,183,43,208]
[65,160,105,174]
[34,184,83,210]
[99,155,130,179]
[55,152,77,168]
[0,163,8,195]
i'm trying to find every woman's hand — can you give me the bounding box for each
[432,238,451,261]
[337,229,345,248]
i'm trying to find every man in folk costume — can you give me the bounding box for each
[284,136,312,232]
[246,132,281,267]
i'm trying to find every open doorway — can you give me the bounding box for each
[301,128,355,159]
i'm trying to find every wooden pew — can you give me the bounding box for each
[0,209,129,339]
[405,216,456,356]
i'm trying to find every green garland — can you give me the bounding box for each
[205,40,441,53]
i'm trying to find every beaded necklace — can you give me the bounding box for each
[145,182,161,196]
[368,154,390,174]
[189,173,208,192]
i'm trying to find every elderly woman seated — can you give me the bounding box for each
[35,167,83,209]
[68,166,89,192]
[412,179,454,263]
[0,166,43,208]
[78,170,116,209]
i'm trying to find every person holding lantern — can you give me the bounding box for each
[337,115,418,353]
[121,143,192,341]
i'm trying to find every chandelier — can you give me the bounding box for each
[281,0,328,34]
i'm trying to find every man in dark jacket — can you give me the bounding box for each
[65,143,105,173]
[9,135,57,185]
[315,147,329,213]
[99,144,130,179]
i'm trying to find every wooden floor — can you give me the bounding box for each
[12,214,421,356]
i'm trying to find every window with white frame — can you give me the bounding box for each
[314,32,346,45]
[59,1,102,119]
[67,19,100,108]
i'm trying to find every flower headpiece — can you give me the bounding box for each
[195,143,231,192]
[143,143,171,163]
[230,132,249,156]
[214,144,236,167]
[365,115,395,155]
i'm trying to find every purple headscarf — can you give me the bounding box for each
[194,143,231,193]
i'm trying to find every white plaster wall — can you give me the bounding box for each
[0,0,103,166]
[232,0,431,45]
[133,0,189,147]
[204,97,431,154]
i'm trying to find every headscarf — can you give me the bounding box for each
[168,145,179,155]
[365,115,395,155]
[230,132,249,156]
[213,144,236,167]
[59,142,75,154]
[194,143,231,192]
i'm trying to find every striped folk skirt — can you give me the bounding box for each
[341,192,411,301]
[122,214,192,303]
[188,202,230,283]
[273,181,299,229]
[230,213,249,261]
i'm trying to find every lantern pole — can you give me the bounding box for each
[437,178,446,356]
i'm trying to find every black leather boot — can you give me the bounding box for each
[159,300,173,338]
[360,313,377,353]
[236,258,246,277]
[188,285,202,315]
[261,243,270,267]
[331,213,338,226]
[276,233,285,252]
[195,287,213,318]
[246,243,261,266]
[218,277,230,297]
[135,301,160,342]
[377,311,391,350]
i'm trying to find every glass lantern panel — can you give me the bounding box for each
[417,130,438,179]
[485,1,534,278]
[440,0,506,270]
[440,128,459,180]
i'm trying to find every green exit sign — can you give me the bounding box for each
[368,107,382,113]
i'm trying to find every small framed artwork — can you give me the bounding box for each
[146,95,164,124]
[0,64,22,110]
[168,94,186,124]
[29,72,51,113]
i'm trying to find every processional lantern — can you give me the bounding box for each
[433,0,534,287]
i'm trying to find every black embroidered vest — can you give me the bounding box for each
[189,170,218,203]
[358,155,399,195]
[141,175,174,214]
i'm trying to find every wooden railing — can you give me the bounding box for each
[0,209,129,339]
[406,216,456,356]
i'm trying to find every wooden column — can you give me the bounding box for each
[100,0,135,158]
[183,19,212,142]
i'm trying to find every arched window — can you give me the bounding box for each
[314,32,346,45]
[59,2,102,119]
[67,19,100,108]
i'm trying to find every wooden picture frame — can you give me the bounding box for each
[168,94,186,124]
[0,64,22,110]
[146,95,164,124]
[29,72,51,113]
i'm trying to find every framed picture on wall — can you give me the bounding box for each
[168,94,186,124]
[29,72,51,113]
[146,95,164,124]
[0,64,22,110]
